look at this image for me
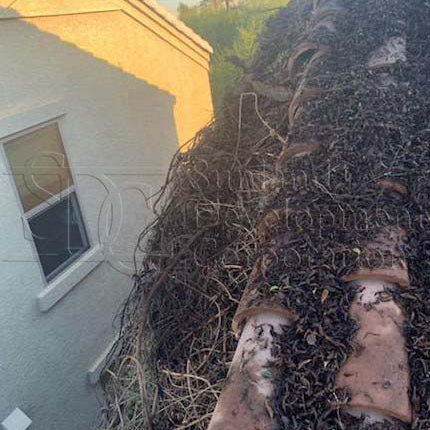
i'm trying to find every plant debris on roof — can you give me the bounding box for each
[99,0,430,429]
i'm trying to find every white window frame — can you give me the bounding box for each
[23,184,75,220]
[0,100,103,312]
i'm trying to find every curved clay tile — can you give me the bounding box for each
[286,42,319,79]
[310,0,346,33]
[335,283,412,423]
[311,7,346,33]
[341,227,410,288]
[208,215,295,430]
[342,268,409,289]
[276,143,320,170]
[288,88,320,126]
[207,311,291,430]
[336,226,412,423]
[368,37,406,69]
[232,286,297,335]
[257,208,291,244]
[378,178,408,198]
[208,265,294,430]
[249,78,290,102]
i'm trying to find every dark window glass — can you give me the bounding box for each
[28,192,89,281]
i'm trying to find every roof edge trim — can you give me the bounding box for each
[125,0,213,54]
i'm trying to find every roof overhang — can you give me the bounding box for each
[0,0,213,55]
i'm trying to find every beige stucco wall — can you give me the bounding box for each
[0,0,213,145]
[0,0,214,147]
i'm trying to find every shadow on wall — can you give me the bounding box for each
[0,8,180,162]
[0,8,178,430]
[0,7,181,275]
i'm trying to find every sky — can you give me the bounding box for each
[156,0,200,14]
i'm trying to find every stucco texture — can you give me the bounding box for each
[0,2,212,430]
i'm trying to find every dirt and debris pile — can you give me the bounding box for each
[100,0,430,429]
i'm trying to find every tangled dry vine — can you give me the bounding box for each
[99,0,430,429]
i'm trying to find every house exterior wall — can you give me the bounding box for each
[0,0,214,148]
[0,3,212,430]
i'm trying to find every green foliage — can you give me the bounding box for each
[179,0,291,112]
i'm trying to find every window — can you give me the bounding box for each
[4,123,90,282]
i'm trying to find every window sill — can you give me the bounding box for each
[37,245,104,312]
[87,336,119,385]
